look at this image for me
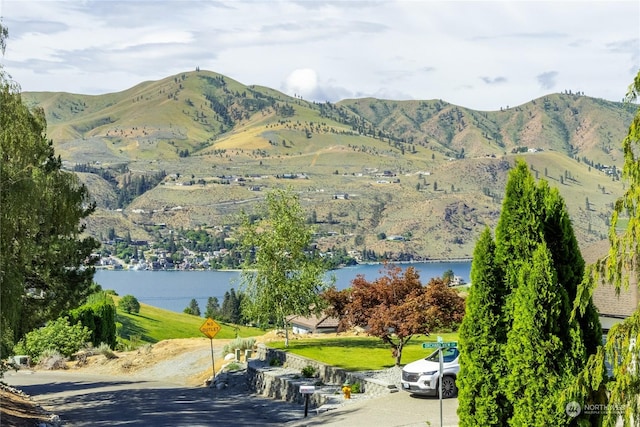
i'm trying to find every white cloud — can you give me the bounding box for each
[284,68,319,98]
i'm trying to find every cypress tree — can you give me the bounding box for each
[457,228,508,426]
[458,160,600,425]
[505,243,585,426]
[538,181,601,355]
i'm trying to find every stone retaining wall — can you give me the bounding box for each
[247,344,397,407]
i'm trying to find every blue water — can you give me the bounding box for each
[94,261,471,314]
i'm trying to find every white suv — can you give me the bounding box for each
[400,347,459,398]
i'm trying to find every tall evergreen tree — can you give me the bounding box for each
[505,243,585,426]
[457,228,508,426]
[538,180,601,355]
[495,162,599,355]
[184,299,201,316]
[458,160,600,426]
[204,297,220,319]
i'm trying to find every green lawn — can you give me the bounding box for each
[114,297,264,344]
[269,332,459,371]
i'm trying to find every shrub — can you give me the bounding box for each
[222,337,256,355]
[14,317,91,362]
[118,295,140,314]
[225,362,241,372]
[269,357,282,366]
[301,365,316,378]
[116,334,142,352]
[97,342,117,359]
[351,382,362,393]
[38,349,67,370]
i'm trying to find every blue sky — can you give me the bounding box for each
[1,0,638,111]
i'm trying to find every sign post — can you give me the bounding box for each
[200,318,222,380]
[421,337,458,427]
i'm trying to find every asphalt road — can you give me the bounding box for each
[5,370,460,427]
[5,370,304,426]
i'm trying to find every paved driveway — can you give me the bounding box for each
[285,390,459,427]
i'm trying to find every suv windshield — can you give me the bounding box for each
[426,348,459,363]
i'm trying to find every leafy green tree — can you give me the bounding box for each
[238,188,331,346]
[184,298,201,316]
[457,228,507,426]
[118,295,140,314]
[0,23,100,363]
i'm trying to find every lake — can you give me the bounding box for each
[94,261,471,314]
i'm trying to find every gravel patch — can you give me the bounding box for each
[358,365,403,389]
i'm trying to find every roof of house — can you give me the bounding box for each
[581,239,638,318]
[287,313,340,330]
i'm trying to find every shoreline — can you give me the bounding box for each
[95,258,472,272]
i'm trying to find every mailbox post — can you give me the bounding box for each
[300,385,315,417]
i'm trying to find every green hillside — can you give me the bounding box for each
[113,296,264,344]
[22,70,637,259]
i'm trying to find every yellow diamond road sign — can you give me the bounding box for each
[200,318,221,339]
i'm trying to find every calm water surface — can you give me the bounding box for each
[94,261,471,314]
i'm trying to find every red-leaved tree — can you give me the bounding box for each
[323,265,465,365]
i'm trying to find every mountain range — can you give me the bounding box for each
[22,70,637,260]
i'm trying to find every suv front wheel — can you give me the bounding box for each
[439,376,457,398]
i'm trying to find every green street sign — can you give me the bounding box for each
[422,341,457,349]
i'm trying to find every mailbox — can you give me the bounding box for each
[300,385,315,394]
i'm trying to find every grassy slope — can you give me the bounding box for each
[112,296,264,343]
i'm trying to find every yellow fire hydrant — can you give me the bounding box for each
[342,381,351,399]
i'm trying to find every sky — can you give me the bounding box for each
[0,0,638,111]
